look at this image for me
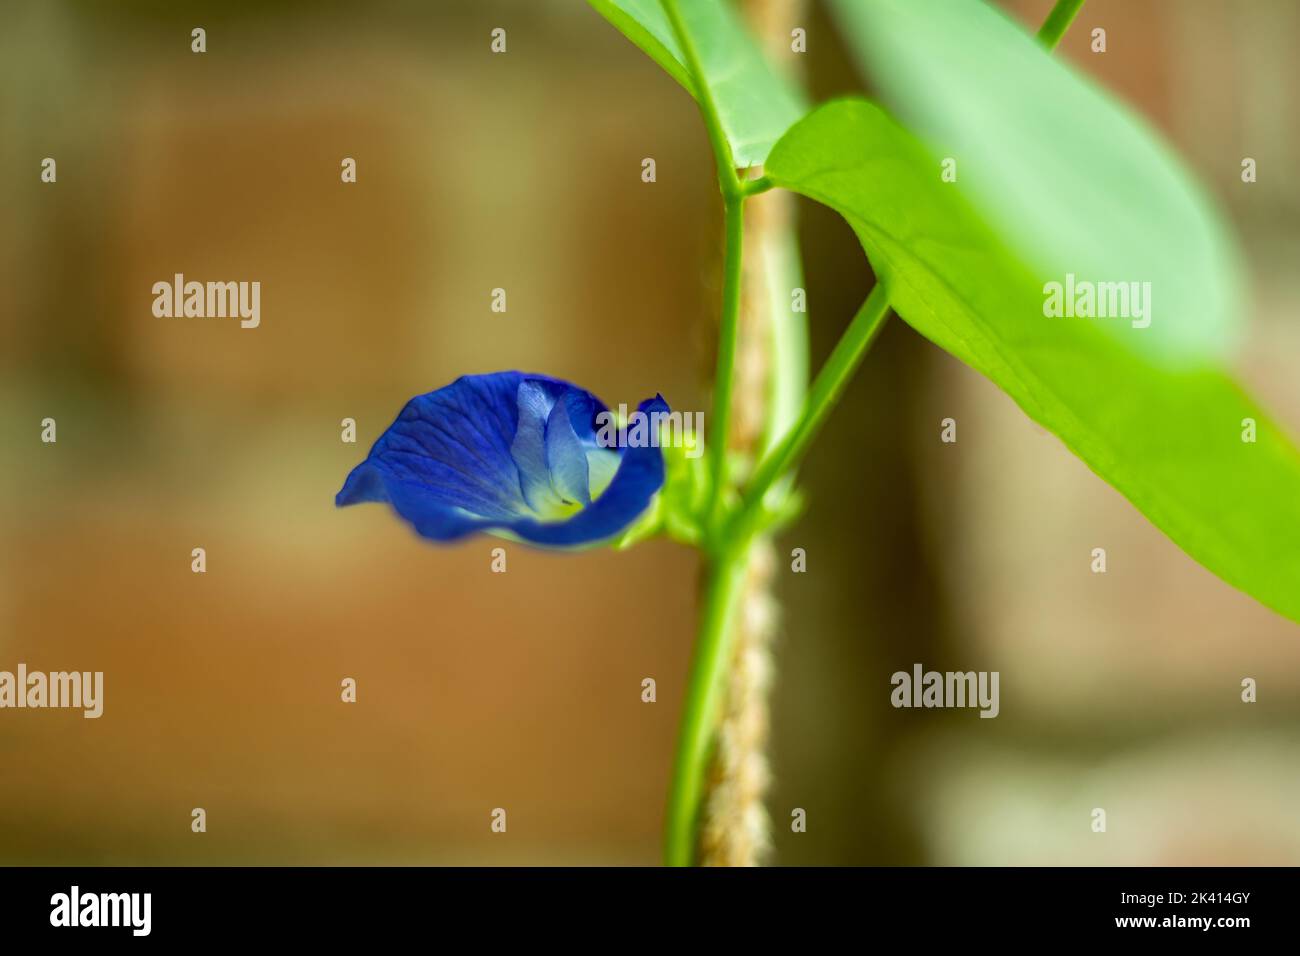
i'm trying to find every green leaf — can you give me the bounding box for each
[588,0,807,168]
[766,99,1300,624]
[828,0,1244,365]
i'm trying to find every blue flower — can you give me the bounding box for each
[336,372,669,547]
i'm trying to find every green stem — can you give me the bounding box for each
[733,282,891,539]
[663,538,750,866]
[661,0,741,196]
[659,0,751,866]
[660,0,1083,870]
[1037,0,1085,49]
[664,287,889,866]
[661,0,745,534]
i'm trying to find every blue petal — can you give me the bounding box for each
[336,372,667,548]
[503,394,668,547]
[545,393,592,507]
[336,372,528,521]
[510,379,573,516]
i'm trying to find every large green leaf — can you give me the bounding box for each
[588,0,807,168]
[766,99,1300,624]
[829,0,1244,365]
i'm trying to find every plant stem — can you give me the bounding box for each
[733,282,891,538]
[664,536,751,866]
[661,0,742,196]
[662,0,1084,867]
[658,0,756,866]
[661,0,746,534]
[1037,0,1085,49]
[666,286,889,867]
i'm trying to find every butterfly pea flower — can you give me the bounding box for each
[336,371,669,547]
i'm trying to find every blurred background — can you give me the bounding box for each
[1,0,1298,865]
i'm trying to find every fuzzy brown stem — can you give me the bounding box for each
[698,537,778,865]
